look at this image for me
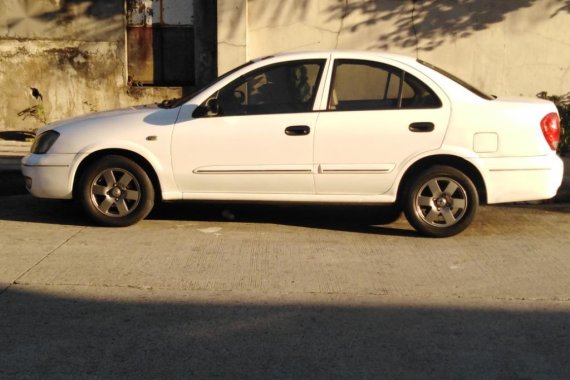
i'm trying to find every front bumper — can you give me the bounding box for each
[21,153,77,199]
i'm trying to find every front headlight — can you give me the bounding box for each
[31,130,60,154]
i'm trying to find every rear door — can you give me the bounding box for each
[314,56,451,195]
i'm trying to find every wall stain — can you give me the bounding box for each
[46,47,89,73]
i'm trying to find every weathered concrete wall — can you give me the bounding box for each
[0,0,181,132]
[217,0,247,75]
[3,0,569,131]
[218,0,570,98]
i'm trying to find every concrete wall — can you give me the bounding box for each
[2,0,569,132]
[218,0,570,98]
[217,0,248,75]
[0,0,182,132]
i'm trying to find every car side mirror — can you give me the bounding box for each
[192,98,220,118]
[206,98,220,115]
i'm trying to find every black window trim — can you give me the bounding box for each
[198,58,327,118]
[327,59,443,112]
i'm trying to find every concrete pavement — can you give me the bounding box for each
[1,193,570,379]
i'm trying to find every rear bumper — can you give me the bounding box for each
[479,154,564,204]
[21,153,77,199]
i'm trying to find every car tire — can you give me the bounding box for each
[403,165,478,238]
[78,155,155,227]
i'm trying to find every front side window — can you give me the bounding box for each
[210,60,325,117]
[328,60,441,111]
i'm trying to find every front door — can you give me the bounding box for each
[171,59,326,196]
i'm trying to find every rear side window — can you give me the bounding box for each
[328,60,441,111]
[401,72,442,109]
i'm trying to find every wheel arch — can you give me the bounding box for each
[396,154,488,205]
[72,149,163,201]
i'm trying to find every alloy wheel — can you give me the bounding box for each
[89,168,141,217]
[414,176,468,228]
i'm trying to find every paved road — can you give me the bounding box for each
[1,190,570,379]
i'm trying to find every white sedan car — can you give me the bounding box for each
[22,51,563,237]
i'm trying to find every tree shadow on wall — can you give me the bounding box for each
[6,0,123,41]
[246,0,569,52]
[552,0,570,18]
[326,0,565,51]
[12,0,570,53]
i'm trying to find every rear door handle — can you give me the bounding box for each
[285,125,311,136]
[409,122,435,132]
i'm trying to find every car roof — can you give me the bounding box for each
[269,49,418,64]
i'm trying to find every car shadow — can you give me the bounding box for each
[148,202,418,237]
[4,192,569,236]
[0,194,417,237]
[0,195,90,226]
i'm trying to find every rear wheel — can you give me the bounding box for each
[403,165,478,237]
[78,155,155,227]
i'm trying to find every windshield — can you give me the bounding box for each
[158,57,272,109]
[418,59,495,100]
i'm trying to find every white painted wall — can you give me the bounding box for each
[218,0,570,97]
[217,0,248,75]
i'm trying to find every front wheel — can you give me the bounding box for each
[403,166,478,238]
[78,155,155,227]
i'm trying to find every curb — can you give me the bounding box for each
[0,140,31,155]
[0,140,30,172]
[0,157,22,172]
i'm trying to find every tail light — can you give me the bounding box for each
[540,112,560,151]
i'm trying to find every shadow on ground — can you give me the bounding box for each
[151,202,416,237]
[0,171,28,197]
[0,193,416,236]
[0,287,569,379]
[0,173,568,235]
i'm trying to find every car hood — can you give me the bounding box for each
[40,104,181,154]
[39,104,178,134]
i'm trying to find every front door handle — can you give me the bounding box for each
[285,125,311,136]
[409,122,435,132]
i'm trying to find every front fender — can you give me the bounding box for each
[70,140,181,200]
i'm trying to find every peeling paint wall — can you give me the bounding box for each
[218,0,570,98]
[0,0,186,131]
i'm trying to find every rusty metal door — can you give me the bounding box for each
[127,0,195,86]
